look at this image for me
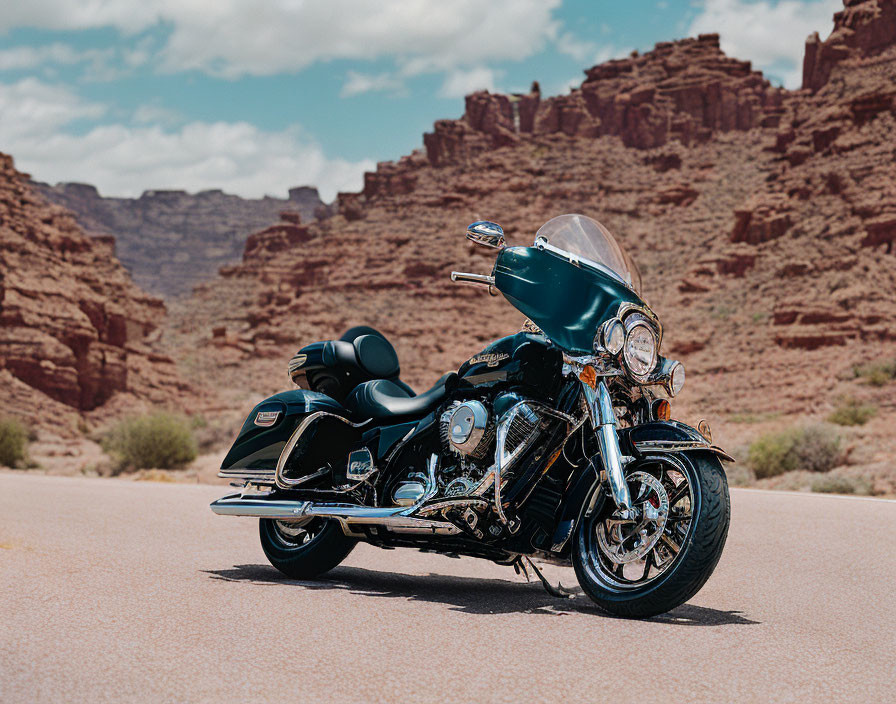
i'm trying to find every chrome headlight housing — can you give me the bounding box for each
[623,322,657,378]
[669,361,685,396]
[595,317,625,355]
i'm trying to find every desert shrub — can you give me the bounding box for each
[827,398,876,426]
[748,425,841,479]
[103,412,197,471]
[810,475,871,495]
[853,359,896,387]
[0,417,27,467]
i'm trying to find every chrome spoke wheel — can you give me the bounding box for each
[584,456,695,591]
[270,518,323,549]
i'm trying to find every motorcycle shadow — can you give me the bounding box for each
[203,563,759,626]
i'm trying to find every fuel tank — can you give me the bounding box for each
[457,332,563,398]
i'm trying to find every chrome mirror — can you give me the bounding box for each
[466,221,505,249]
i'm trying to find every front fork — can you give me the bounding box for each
[582,380,632,510]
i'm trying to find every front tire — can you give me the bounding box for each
[259,517,357,580]
[573,451,730,618]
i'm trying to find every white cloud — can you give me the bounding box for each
[0,78,372,200]
[340,71,406,98]
[438,66,499,98]
[688,0,840,88]
[1,0,562,78]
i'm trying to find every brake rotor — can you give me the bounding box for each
[596,471,670,564]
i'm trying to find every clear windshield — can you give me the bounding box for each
[534,214,641,294]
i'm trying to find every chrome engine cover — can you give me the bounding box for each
[441,401,492,458]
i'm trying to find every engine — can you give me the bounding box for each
[441,401,493,459]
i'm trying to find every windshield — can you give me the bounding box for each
[534,214,641,294]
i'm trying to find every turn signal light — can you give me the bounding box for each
[653,399,671,420]
[579,365,597,389]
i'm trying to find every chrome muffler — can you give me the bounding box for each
[210,455,461,535]
[209,495,461,535]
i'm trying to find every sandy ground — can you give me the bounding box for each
[0,472,893,703]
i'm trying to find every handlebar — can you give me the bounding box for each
[450,271,498,296]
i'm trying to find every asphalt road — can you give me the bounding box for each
[1,472,893,703]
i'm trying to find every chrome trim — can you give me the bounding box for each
[275,411,368,489]
[254,410,281,427]
[616,302,663,349]
[622,319,658,382]
[583,380,632,510]
[209,496,462,535]
[415,498,490,515]
[633,439,734,463]
[534,235,634,290]
[466,220,505,249]
[218,467,276,483]
[450,271,498,296]
[212,456,460,534]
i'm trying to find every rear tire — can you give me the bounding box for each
[259,517,357,580]
[572,451,730,618]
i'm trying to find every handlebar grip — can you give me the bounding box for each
[450,272,498,296]
[450,272,495,286]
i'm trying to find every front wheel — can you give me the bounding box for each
[259,517,357,580]
[573,451,730,618]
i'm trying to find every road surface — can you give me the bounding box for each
[0,472,893,703]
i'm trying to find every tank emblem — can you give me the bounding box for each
[470,352,509,367]
[254,411,281,427]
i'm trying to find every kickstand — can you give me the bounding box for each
[514,556,575,599]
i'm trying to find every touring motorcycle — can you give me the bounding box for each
[211,214,731,617]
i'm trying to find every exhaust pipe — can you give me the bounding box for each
[209,494,461,535]
[210,454,461,535]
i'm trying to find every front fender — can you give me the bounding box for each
[619,420,734,463]
[548,419,731,556]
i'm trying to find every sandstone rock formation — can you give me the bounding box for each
[170,0,896,488]
[32,182,326,298]
[0,154,194,433]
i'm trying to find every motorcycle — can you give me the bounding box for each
[211,214,732,618]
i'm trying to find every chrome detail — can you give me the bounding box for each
[597,472,669,564]
[465,220,505,249]
[212,456,458,535]
[288,353,309,387]
[583,453,695,590]
[633,439,734,463]
[534,235,634,290]
[622,320,658,380]
[616,301,664,349]
[450,271,498,295]
[444,476,477,498]
[415,497,490,515]
[561,352,623,380]
[598,317,625,355]
[254,410,281,427]
[583,380,632,510]
[392,482,425,506]
[275,411,367,489]
[491,402,543,524]
[670,361,686,396]
[441,400,492,459]
[218,467,276,483]
[697,419,713,444]
[521,318,543,334]
[346,448,376,481]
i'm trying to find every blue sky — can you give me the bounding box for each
[0,0,839,200]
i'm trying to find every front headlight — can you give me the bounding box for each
[670,361,685,396]
[623,323,657,377]
[595,318,625,355]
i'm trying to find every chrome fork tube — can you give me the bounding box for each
[582,380,632,510]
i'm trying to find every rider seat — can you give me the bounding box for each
[345,373,456,420]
